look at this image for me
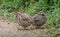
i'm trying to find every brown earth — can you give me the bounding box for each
[0,19,59,37]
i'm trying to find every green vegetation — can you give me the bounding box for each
[0,0,60,35]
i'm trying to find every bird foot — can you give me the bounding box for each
[16,25,24,30]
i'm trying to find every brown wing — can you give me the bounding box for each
[16,13,33,27]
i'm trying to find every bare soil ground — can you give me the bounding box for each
[0,19,59,37]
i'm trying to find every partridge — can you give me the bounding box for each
[32,11,47,28]
[15,11,33,29]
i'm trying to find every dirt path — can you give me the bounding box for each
[0,19,56,37]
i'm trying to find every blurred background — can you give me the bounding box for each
[0,0,60,35]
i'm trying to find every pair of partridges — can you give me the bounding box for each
[15,11,47,30]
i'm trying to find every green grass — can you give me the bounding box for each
[0,9,15,21]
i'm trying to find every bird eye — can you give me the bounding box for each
[41,14,45,16]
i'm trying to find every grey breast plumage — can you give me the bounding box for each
[32,11,47,27]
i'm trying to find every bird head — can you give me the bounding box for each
[15,10,22,15]
[38,11,45,16]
